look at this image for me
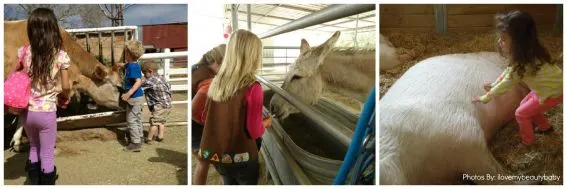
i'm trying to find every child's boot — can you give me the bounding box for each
[39,167,58,185]
[25,160,41,185]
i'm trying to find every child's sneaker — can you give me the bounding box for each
[123,143,142,152]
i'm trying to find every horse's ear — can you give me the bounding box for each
[300,39,310,53]
[314,31,340,57]
[94,65,108,81]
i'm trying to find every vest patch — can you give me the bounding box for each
[210,153,219,162]
[221,153,233,163]
[201,149,211,159]
[233,152,250,163]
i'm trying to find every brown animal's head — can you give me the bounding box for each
[67,64,123,110]
[91,64,123,109]
[57,25,123,110]
[270,31,340,118]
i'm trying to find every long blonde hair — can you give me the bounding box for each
[208,29,262,102]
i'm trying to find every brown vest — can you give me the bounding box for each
[191,65,215,98]
[199,84,258,164]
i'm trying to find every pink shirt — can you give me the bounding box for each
[245,82,265,140]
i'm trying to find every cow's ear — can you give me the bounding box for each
[94,66,108,81]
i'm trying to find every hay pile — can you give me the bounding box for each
[380,31,563,185]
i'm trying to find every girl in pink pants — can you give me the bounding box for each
[515,92,562,144]
[472,10,562,145]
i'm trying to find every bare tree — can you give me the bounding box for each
[98,4,135,26]
[14,4,109,28]
[19,4,79,28]
[79,5,109,28]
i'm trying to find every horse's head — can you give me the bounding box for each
[270,31,340,119]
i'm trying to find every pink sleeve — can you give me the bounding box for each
[246,82,265,140]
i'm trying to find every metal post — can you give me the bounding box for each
[232,4,239,30]
[259,4,375,39]
[111,31,115,65]
[123,30,128,62]
[85,33,90,53]
[134,27,139,40]
[98,32,103,63]
[164,48,171,82]
[247,4,252,31]
[125,30,129,41]
[434,4,447,33]
[285,48,288,73]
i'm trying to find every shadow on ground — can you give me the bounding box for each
[148,148,188,185]
[4,149,28,184]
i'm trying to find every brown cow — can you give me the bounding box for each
[4,20,123,151]
[4,20,123,109]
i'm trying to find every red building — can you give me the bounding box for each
[141,22,187,64]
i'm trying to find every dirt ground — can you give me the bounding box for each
[4,93,188,185]
[380,31,563,184]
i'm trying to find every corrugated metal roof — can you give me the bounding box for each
[227,4,375,33]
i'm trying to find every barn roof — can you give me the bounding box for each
[227,4,375,34]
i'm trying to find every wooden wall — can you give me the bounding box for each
[380,4,435,33]
[446,4,557,32]
[380,4,560,33]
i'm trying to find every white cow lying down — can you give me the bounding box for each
[379,52,531,184]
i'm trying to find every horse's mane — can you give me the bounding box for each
[331,47,376,56]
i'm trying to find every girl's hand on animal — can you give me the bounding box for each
[471,96,482,103]
[116,63,126,68]
[483,83,492,92]
[57,94,71,109]
[263,117,272,128]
